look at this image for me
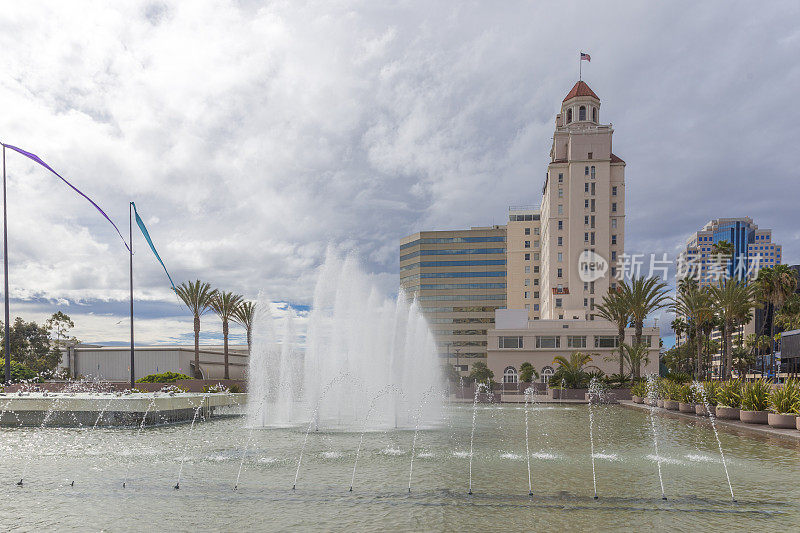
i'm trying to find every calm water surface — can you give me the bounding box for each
[0,403,798,531]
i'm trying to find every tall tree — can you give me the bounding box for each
[174,280,217,378]
[619,277,670,378]
[673,284,713,380]
[232,300,257,355]
[594,288,631,377]
[756,265,798,377]
[710,278,757,380]
[211,291,244,380]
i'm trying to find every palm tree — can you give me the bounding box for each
[551,351,599,388]
[673,284,713,380]
[710,278,757,380]
[594,288,631,377]
[670,317,687,347]
[210,291,244,380]
[756,265,798,378]
[619,276,670,378]
[619,343,650,376]
[232,300,257,355]
[174,280,217,378]
[775,293,800,331]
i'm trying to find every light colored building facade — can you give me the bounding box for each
[506,206,542,319]
[400,79,649,377]
[676,217,782,377]
[399,227,507,367]
[486,310,659,384]
[61,344,249,381]
[540,81,626,320]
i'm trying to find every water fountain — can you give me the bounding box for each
[693,381,736,502]
[587,377,603,499]
[247,250,441,430]
[645,374,667,500]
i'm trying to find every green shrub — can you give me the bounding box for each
[630,381,647,398]
[663,372,692,384]
[741,379,771,411]
[769,378,800,415]
[696,381,720,406]
[228,384,242,393]
[678,383,697,404]
[717,379,742,408]
[0,358,40,383]
[136,371,193,383]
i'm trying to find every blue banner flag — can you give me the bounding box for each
[131,202,175,289]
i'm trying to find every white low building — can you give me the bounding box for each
[61,344,249,381]
[486,309,659,385]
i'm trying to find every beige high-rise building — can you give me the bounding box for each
[400,79,642,374]
[539,81,626,320]
[399,227,507,368]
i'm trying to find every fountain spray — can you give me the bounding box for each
[645,374,667,500]
[693,381,736,502]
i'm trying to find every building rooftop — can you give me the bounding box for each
[563,81,599,102]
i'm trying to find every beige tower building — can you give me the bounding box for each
[539,81,626,320]
[400,78,653,377]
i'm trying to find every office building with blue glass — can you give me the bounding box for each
[400,227,507,365]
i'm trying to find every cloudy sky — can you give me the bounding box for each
[0,1,798,346]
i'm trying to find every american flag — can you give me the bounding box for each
[580,52,591,62]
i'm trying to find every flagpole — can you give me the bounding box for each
[2,145,10,383]
[579,53,582,80]
[129,202,135,389]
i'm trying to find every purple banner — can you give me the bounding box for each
[2,143,130,251]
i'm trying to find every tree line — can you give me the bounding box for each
[173,280,256,380]
[0,311,77,382]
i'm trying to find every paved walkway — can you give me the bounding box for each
[619,400,800,446]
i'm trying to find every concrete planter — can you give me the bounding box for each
[644,398,656,406]
[632,395,643,404]
[678,402,695,413]
[715,406,741,420]
[767,413,797,429]
[664,400,679,410]
[797,417,800,431]
[657,399,664,408]
[549,388,588,400]
[739,410,769,425]
[695,404,710,416]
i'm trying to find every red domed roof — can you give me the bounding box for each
[563,81,599,102]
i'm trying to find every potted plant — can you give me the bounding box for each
[715,379,742,420]
[740,379,771,424]
[678,384,697,413]
[663,381,680,411]
[768,378,800,429]
[695,381,718,417]
[631,381,646,404]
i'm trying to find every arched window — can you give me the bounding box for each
[566,109,572,123]
[579,106,586,121]
[592,107,597,122]
[541,366,554,384]
[503,366,518,384]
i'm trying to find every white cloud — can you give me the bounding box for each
[0,1,798,343]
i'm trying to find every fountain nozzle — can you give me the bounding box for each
[593,495,598,500]
[16,479,23,486]
[661,495,667,501]
[70,481,74,487]
[174,483,180,490]
[292,485,296,490]
[349,487,353,492]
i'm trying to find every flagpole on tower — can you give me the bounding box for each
[579,54,582,81]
